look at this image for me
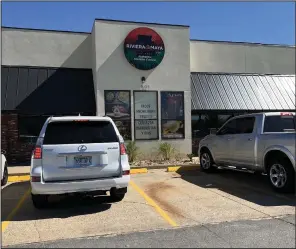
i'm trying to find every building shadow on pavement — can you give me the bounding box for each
[1,181,117,222]
[176,168,296,207]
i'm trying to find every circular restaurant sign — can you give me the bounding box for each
[124,27,165,70]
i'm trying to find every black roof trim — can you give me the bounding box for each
[190,39,295,48]
[2,65,92,71]
[94,18,189,28]
[190,72,296,77]
[2,26,91,35]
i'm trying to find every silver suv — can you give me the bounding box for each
[30,116,130,209]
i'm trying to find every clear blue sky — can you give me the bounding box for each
[2,1,295,45]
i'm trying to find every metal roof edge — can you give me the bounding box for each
[94,18,190,28]
[190,39,295,48]
[190,72,296,77]
[1,26,91,35]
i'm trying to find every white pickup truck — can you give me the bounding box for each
[199,112,295,193]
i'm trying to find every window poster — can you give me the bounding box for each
[161,91,184,120]
[134,91,158,120]
[134,91,158,140]
[105,91,131,119]
[135,120,158,140]
[113,120,131,141]
[104,90,131,140]
[161,120,185,139]
[161,91,185,139]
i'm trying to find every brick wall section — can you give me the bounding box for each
[1,113,34,165]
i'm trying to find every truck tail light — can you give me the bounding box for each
[120,143,126,155]
[280,112,293,116]
[33,146,42,159]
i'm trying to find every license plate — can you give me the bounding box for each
[74,156,92,165]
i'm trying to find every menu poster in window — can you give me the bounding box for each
[161,92,184,120]
[135,120,158,140]
[105,91,131,120]
[162,120,184,139]
[134,92,157,120]
[114,120,131,140]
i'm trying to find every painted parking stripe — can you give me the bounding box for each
[1,188,31,233]
[129,180,178,227]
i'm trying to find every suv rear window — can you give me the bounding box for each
[43,121,118,145]
[263,115,296,132]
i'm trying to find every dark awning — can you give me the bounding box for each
[1,66,96,115]
[191,73,295,110]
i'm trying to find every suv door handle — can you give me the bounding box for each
[248,138,253,141]
[227,138,231,141]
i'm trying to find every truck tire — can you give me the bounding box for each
[267,157,295,193]
[200,150,216,173]
[31,194,49,209]
[1,163,8,186]
[110,188,126,202]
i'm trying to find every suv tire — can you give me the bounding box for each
[200,150,216,173]
[32,194,49,209]
[1,163,8,186]
[110,188,126,202]
[267,157,295,194]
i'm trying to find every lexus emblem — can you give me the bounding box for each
[78,145,87,152]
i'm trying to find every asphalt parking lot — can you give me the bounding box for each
[1,168,296,247]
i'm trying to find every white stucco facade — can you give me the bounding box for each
[2,19,295,157]
[92,20,191,155]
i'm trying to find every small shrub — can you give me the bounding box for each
[126,141,140,163]
[158,142,176,161]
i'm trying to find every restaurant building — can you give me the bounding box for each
[1,19,295,164]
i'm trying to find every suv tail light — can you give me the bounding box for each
[122,170,130,175]
[120,143,126,155]
[31,176,41,182]
[33,146,42,159]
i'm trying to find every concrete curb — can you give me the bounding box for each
[167,165,200,172]
[130,168,148,174]
[130,164,199,170]
[8,175,30,182]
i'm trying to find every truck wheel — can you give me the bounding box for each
[267,158,295,193]
[200,150,216,173]
[31,194,49,209]
[1,164,8,186]
[110,188,126,202]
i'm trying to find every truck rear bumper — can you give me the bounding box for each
[31,175,130,195]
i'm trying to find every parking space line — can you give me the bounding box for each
[2,188,31,233]
[129,180,178,227]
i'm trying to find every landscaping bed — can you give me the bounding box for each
[130,157,200,168]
